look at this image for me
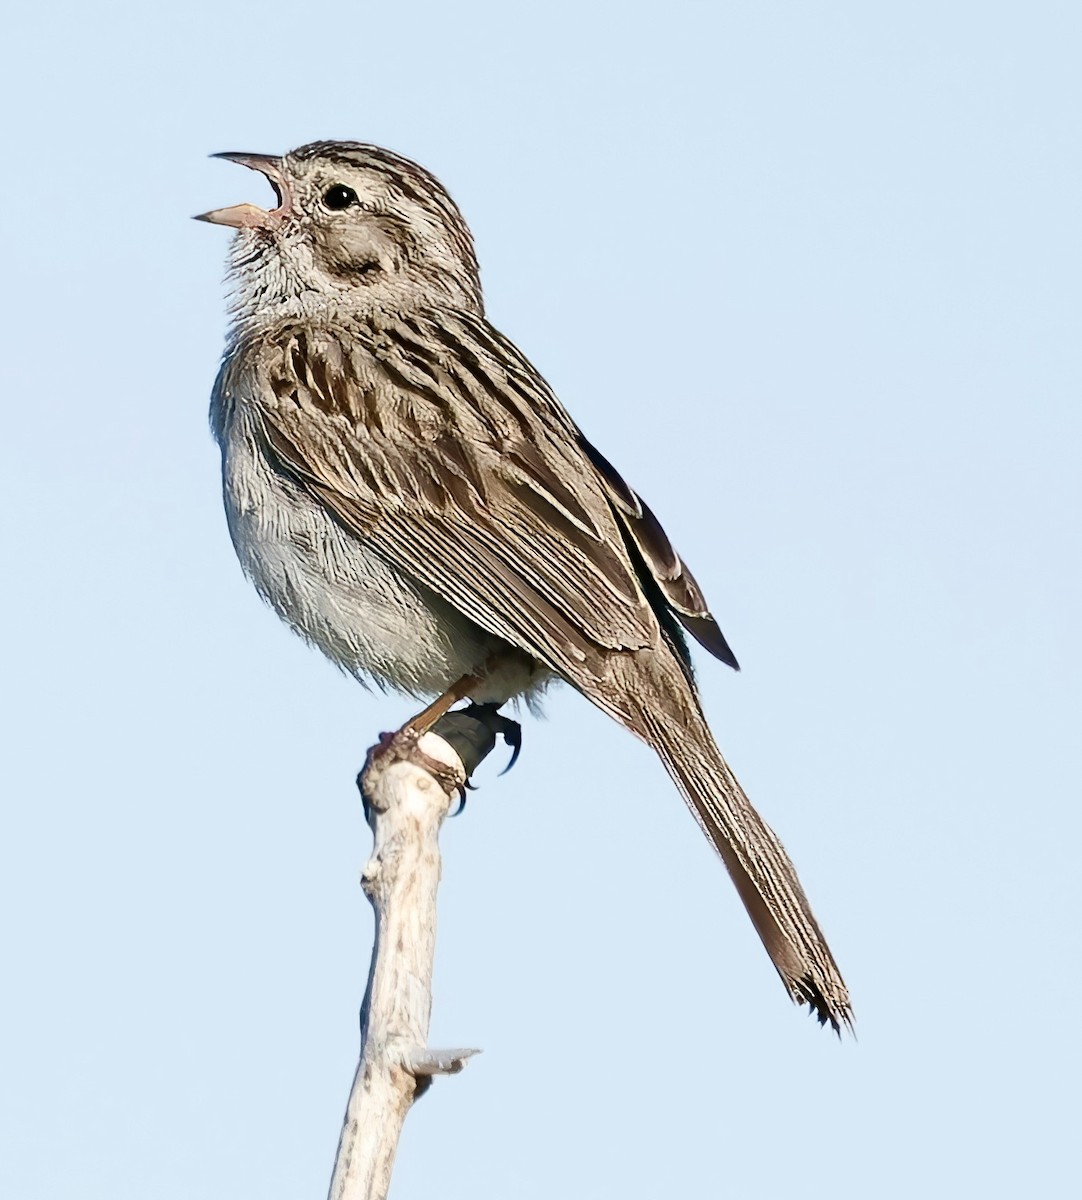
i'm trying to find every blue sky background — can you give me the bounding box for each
[3,3,1079,1197]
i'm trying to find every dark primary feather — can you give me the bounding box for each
[580,439,740,671]
[227,305,852,1032]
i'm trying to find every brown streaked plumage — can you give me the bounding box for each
[201,140,853,1033]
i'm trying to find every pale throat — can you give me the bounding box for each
[226,238,354,339]
[225,235,477,341]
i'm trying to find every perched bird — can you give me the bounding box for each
[198,141,852,1032]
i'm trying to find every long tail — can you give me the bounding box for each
[608,658,853,1033]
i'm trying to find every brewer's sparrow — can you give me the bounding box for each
[198,142,852,1032]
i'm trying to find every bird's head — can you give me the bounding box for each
[197,141,483,334]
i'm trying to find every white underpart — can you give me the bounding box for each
[215,397,545,704]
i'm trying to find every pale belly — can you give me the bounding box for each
[217,412,547,704]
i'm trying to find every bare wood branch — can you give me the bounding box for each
[327,725,485,1200]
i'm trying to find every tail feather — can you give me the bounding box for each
[614,661,853,1033]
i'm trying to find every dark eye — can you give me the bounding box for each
[322,184,359,211]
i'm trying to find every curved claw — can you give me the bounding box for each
[497,718,522,775]
[457,702,522,776]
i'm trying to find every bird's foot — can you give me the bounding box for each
[363,689,522,819]
[359,725,465,822]
[449,702,521,777]
[465,703,522,776]
[427,702,522,815]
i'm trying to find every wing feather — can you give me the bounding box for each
[231,308,735,680]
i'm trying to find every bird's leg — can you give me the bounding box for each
[371,657,523,783]
[366,672,482,786]
[403,671,484,736]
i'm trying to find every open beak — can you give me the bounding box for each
[195,152,291,229]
